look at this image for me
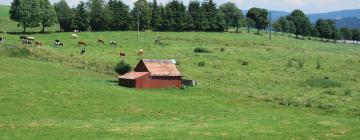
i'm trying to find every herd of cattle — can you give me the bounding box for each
[0,30,160,57]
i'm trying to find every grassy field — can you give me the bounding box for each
[1,5,360,139]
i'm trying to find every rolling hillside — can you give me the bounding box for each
[1,4,360,139]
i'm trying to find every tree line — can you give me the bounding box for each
[8,0,360,43]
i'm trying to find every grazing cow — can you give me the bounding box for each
[80,47,86,55]
[20,35,27,40]
[97,39,105,45]
[78,41,87,47]
[54,40,63,48]
[109,41,117,47]
[21,39,32,46]
[71,34,78,39]
[35,41,42,47]
[0,37,4,44]
[27,36,35,41]
[154,37,160,44]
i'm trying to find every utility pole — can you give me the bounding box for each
[137,4,140,42]
[268,11,272,40]
[334,18,337,44]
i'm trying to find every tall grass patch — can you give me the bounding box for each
[305,77,342,88]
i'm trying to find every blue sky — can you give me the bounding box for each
[1,0,360,13]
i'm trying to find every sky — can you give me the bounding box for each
[1,0,360,13]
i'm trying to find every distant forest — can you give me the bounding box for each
[8,0,360,42]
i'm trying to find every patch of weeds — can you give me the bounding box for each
[238,59,249,66]
[318,103,336,112]
[6,47,31,57]
[278,97,294,106]
[323,89,336,95]
[316,55,321,69]
[287,59,294,67]
[305,77,342,88]
[297,57,305,69]
[194,47,211,53]
[344,89,352,96]
[220,48,225,52]
[198,61,205,67]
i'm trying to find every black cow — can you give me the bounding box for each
[0,37,4,44]
[54,40,63,48]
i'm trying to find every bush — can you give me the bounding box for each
[194,47,211,53]
[6,47,31,57]
[114,61,131,75]
[198,61,205,67]
[287,59,294,67]
[305,77,342,88]
[238,59,249,66]
[344,89,352,96]
[220,48,225,52]
[323,90,336,95]
[316,55,321,69]
[298,57,305,69]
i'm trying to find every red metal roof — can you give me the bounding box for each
[142,59,181,76]
[118,72,149,79]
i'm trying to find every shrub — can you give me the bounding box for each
[220,48,225,52]
[305,77,342,88]
[194,47,211,53]
[344,89,352,96]
[316,55,321,69]
[198,61,205,67]
[238,59,249,66]
[114,61,131,75]
[6,47,31,57]
[287,59,294,67]
[298,57,305,69]
[323,90,336,95]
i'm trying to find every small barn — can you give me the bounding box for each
[119,59,182,89]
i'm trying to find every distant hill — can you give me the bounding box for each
[246,9,360,29]
[335,17,360,29]
[307,9,360,22]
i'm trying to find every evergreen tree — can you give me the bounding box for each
[89,0,109,31]
[165,0,187,31]
[9,0,41,33]
[108,0,131,31]
[39,0,57,32]
[150,0,162,31]
[246,7,268,34]
[219,2,244,32]
[188,0,202,31]
[54,0,73,31]
[73,2,89,31]
[159,4,169,31]
[131,0,151,31]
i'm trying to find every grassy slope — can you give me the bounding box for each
[1,57,360,139]
[0,5,58,33]
[1,4,360,139]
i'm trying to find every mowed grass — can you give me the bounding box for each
[1,57,360,139]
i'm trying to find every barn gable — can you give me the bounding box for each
[134,59,181,77]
